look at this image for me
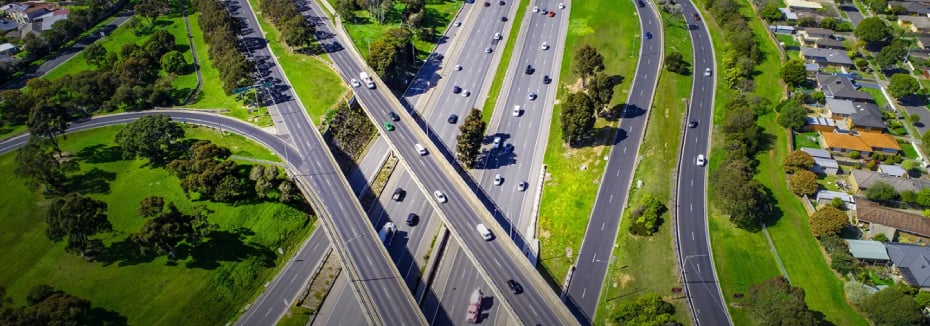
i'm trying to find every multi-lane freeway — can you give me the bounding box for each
[564,0,663,323]
[674,2,732,325]
[305,0,577,323]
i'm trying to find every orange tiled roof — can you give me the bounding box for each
[859,132,901,150]
[822,133,872,152]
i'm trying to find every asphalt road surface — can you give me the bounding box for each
[303,0,577,323]
[563,1,662,324]
[226,0,424,323]
[420,241,511,326]
[840,4,865,27]
[675,1,731,325]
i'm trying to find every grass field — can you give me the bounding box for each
[0,125,312,325]
[794,131,820,149]
[247,0,347,123]
[593,11,694,325]
[537,0,640,287]
[861,87,887,109]
[182,12,243,111]
[902,141,919,159]
[342,1,460,63]
[479,0,530,122]
[699,0,869,324]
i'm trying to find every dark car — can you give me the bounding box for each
[638,0,645,7]
[499,0,505,4]
[484,1,490,7]
[688,119,698,128]
[448,114,459,124]
[693,13,701,21]
[543,75,551,84]
[507,279,523,294]
[504,143,514,153]
[406,213,419,226]
[645,32,652,39]
[452,85,462,93]
[388,111,400,121]
[501,16,508,22]
[525,64,534,74]
[392,188,406,201]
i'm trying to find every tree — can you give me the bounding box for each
[14,137,77,193]
[664,51,689,74]
[144,30,176,59]
[860,287,924,326]
[745,276,818,326]
[712,158,772,231]
[26,101,70,156]
[588,73,615,110]
[115,114,185,163]
[84,43,108,67]
[23,287,92,325]
[561,92,596,146]
[783,150,815,173]
[777,101,807,131]
[133,201,213,259]
[0,89,32,126]
[760,3,783,22]
[855,17,891,49]
[573,44,604,87]
[866,181,899,202]
[611,293,678,325]
[830,250,858,274]
[908,113,921,125]
[46,193,112,256]
[855,58,870,71]
[781,59,807,87]
[788,170,819,196]
[629,195,667,236]
[810,206,849,236]
[888,73,919,98]
[875,41,907,70]
[160,50,187,74]
[278,179,299,203]
[455,109,486,168]
[915,291,930,308]
[134,0,162,27]
[819,17,838,30]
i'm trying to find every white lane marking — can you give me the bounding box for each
[692,232,696,240]
[592,252,597,262]
[582,288,587,298]
[609,194,614,203]
[601,222,606,231]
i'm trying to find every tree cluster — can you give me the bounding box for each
[744,276,819,326]
[323,102,377,170]
[368,27,416,88]
[610,293,680,326]
[0,285,100,326]
[783,150,815,173]
[818,234,861,276]
[561,92,596,146]
[14,137,78,194]
[788,170,819,196]
[855,17,892,50]
[860,287,925,326]
[664,51,690,75]
[628,195,667,236]
[1,0,123,84]
[775,99,808,131]
[809,206,848,237]
[705,0,761,91]
[115,114,186,164]
[193,0,254,94]
[455,109,486,169]
[888,73,919,98]
[258,0,317,50]
[46,193,112,256]
[573,44,605,87]
[132,197,216,259]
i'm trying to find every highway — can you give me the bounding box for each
[225,0,425,323]
[563,0,662,323]
[673,2,732,325]
[304,0,578,323]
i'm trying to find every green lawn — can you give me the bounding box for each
[699,0,869,324]
[480,0,530,123]
[537,0,640,288]
[0,125,312,325]
[593,11,694,325]
[861,87,888,109]
[183,12,243,111]
[902,141,919,159]
[342,1,460,63]
[794,131,820,149]
[247,0,347,123]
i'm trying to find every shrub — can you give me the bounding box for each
[628,195,667,236]
[848,151,861,159]
[830,250,858,275]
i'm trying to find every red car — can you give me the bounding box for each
[548,11,555,17]
[484,1,490,7]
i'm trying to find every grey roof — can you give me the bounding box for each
[801,147,832,158]
[898,15,930,30]
[890,1,930,15]
[0,43,15,53]
[816,38,846,49]
[802,47,854,66]
[816,190,853,202]
[909,49,930,60]
[779,7,799,20]
[38,13,66,31]
[852,169,917,192]
[801,27,834,38]
[886,243,930,287]
[816,73,874,101]
[850,102,885,130]
[919,35,930,48]
[827,98,857,115]
[805,63,820,72]
[0,19,16,32]
[880,164,907,177]
[845,240,891,261]
[814,157,839,169]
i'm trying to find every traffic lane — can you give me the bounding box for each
[425,241,505,326]
[378,169,441,289]
[312,272,368,326]
[840,4,865,27]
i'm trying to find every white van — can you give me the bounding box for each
[476,224,493,241]
[415,143,428,155]
[513,105,521,117]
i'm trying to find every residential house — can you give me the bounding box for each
[797,27,834,46]
[918,35,930,49]
[796,11,829,23]
[845,240,891,264]
[786,0,823,12]
[889,1,930,16]
[18,8,68,37]
[857,199,930,241]
[805,116,837,132]
[0,43,16,56]
[769,25,796,35]
[0,18,16,33]
[801,147,832,159]
[817,190,854,207]
[879,164,908,177]
[909,49,930,62]
[805,63,820,78]
[779,7,799,21]
[816,38,846,50]
[849,170,930,193]
[2,2,57,25]
[802,47,854,68]
[821,132,900,156]
[826,99,857,119]
[813,157,840,174]
[816,73,874,102]
[886,243,930,288]
[898,15,930,33]
[848,102,886,133]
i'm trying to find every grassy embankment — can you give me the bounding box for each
[0,125,312,325]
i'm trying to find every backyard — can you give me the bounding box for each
[0,125,312,325]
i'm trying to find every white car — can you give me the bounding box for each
[696,154,706,166]
[485,47,493,53]
[454,21,462,27]
[533,6,539,12]
[434,191,447,203]
[517,181,527,192]
[494,32,503,40]
[350,79,361,87]
[540,42,549,50]
[493,136,502,149]
[513,105,521,116]
[454,64,463,71]
[528,92,537,100]
[494,174,503,186]
[704,68,712,77]
[559,2,565,9]
[462,90,471,97]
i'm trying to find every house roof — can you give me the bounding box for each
[919,36,930,48]
[801,147,832,158]
[787,0,824,9]
[899,15,930,30]
[850,102,886,130]
[827,98,857,115]
[879,164,907,177]
[857,199,930,237]
[816,73,874,101]
[0,43,15,53]
[816,38,846,49]
[886,243,930,287]
[817,190,853,202]
[890,1,930,14]
[802,47,854,66]
[0,19,15,32]
[814,157,839,169]
[779,7,799,20]
[801,27,834,38]
[805,63,820,72]
[858,132,901,150]
[845,240,891,260]
[807,116,837,127]
[851,169,924,192]
[822,132,873,152]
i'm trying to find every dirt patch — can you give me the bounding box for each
[539,228,551,239]
[565,77,585,93]
[618,273,634,288]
